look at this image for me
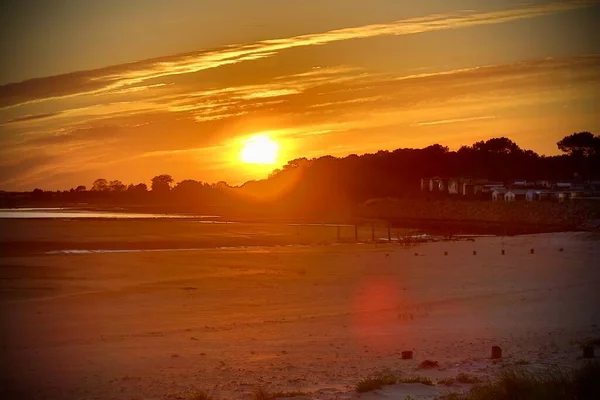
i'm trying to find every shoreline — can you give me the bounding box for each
[2,232,599,399]
[0,204,585,236]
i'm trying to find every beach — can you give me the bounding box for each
[1,219,599,399]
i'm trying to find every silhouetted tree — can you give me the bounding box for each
[173,180,202,193]
[92,179,109,192]
[473,137,521,154]
[75,185,86,192]
[151,174,174,193]
[424,144,449,155]
[127,183,147,193]
[213,181,230,189]
[109,180,126,192]
[6,133,599,217]
[557,132,600,157]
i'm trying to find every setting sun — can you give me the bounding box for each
[240,135,279,164]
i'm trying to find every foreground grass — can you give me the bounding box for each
[399,376,435,386]
[195,363,599,398]
[439,362,600,400]
[189,391,213,400]
[355,371,438,393]
[355,371,398,393]
[252,388,310,399]
[438,373,482,386]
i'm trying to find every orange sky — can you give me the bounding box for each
[0,0,599,190]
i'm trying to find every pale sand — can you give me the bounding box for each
[1,232,599,399]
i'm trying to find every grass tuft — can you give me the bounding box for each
[269,391,310,398]
[455,373,482,384]
[438,377,456,386]
[252,388,271,400]
[355,371,398,393]
[438,374,481,386]
[252,388,311,399]
[189,390,214,400]
[399,376,435,386]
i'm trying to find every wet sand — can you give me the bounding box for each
[1,229,599,399]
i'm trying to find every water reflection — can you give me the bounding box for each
[0,208,214,219]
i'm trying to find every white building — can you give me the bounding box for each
[448,179,460,195]
[504,189,532,202]
[556,192,570,203]
[533,190,555,201]
[492,188,508,201]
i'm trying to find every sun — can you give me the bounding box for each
[240,134,279,164]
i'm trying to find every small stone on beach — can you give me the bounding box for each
[491,346,502,359]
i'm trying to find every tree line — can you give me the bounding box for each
[5,132,600,218]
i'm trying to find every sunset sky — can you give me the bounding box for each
[1,0,599,191]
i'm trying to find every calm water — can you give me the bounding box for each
[0,208,217,219]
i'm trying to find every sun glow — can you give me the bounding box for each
[240,134,279,164]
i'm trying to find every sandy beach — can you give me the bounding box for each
[1,223,599,399]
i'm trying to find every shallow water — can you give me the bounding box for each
[0,208,215,219]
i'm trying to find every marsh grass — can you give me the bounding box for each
[439,362,600,400]
[399,376,435,386]
[439,373,481,386]
[252,388,271,400]
[355,371,398,393]
[189,390,214,400]
[252,388,310,399]
[269,391,311,398]
[455,373,482,384]
[355,370,437,393]
[438,377,457,386]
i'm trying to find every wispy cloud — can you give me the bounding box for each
[240,89,300,99]
[135,145,225,159]
[96,0,592,91]
[0,0,594,109]
[3,112,63,124]
[0,0,598,191]
[4,54,597,150]
[414,115,497,126]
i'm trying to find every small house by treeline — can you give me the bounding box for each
[421,177,600,201]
